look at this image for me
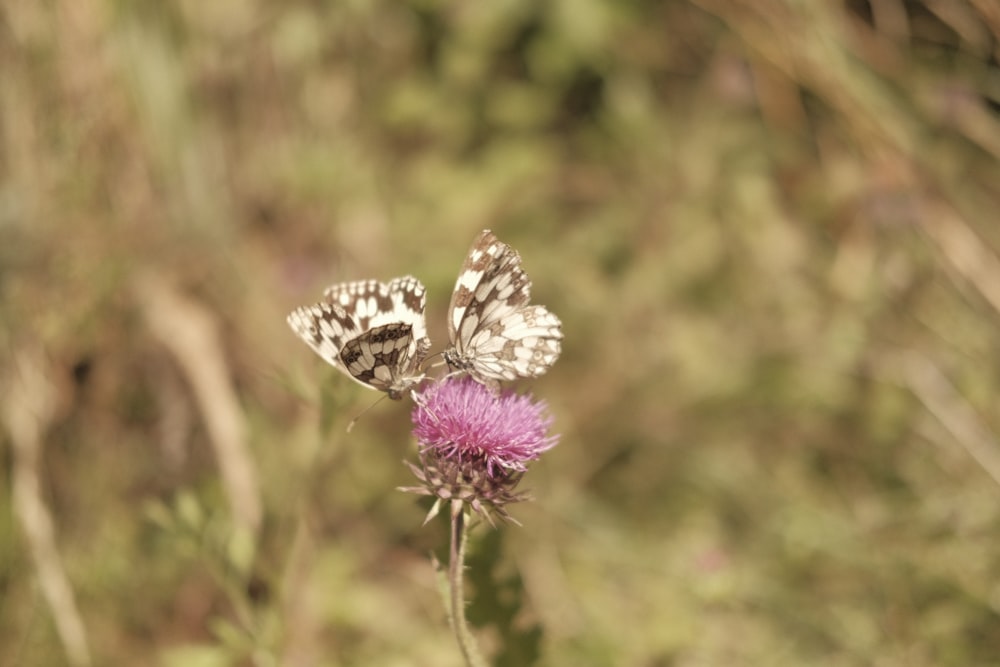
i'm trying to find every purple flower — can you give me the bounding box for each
[411,377,558,476]
[401,377,559,525]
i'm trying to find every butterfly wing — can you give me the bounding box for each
[384,276,430,345]
[287,300,361,377]
[447,230,562,381]
[325,276,429,344]
[456,305,563,381]
[448,230,530,353]
[339,322,430,399]
[290,276,430,396]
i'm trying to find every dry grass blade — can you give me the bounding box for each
[3,350,92,667]
[921,201,1000,319]
[135,273,262,538]
[904,355,1000,488]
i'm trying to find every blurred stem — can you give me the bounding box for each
[449,501,486,667]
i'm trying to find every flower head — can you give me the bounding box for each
[411,377,558,476]
[401,377,559,524]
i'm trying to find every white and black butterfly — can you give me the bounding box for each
[287,276,431,400]
[444,230,563,382]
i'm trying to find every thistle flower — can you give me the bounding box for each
[401,377,558,524]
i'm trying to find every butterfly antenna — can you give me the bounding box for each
[418,353,454,383]
[346,393,390,433]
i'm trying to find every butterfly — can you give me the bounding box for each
[444,230,563,383]
[287,276,431,400]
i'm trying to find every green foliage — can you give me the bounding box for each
[3,1,1000,665]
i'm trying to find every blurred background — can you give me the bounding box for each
[3,0,1000,665]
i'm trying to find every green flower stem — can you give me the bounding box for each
[448,501,487,667]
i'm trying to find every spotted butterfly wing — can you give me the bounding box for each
[287,276,431,399]
[445,230,562,382]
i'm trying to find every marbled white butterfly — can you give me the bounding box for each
[445,230,563,382]
[287,276,431,399]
